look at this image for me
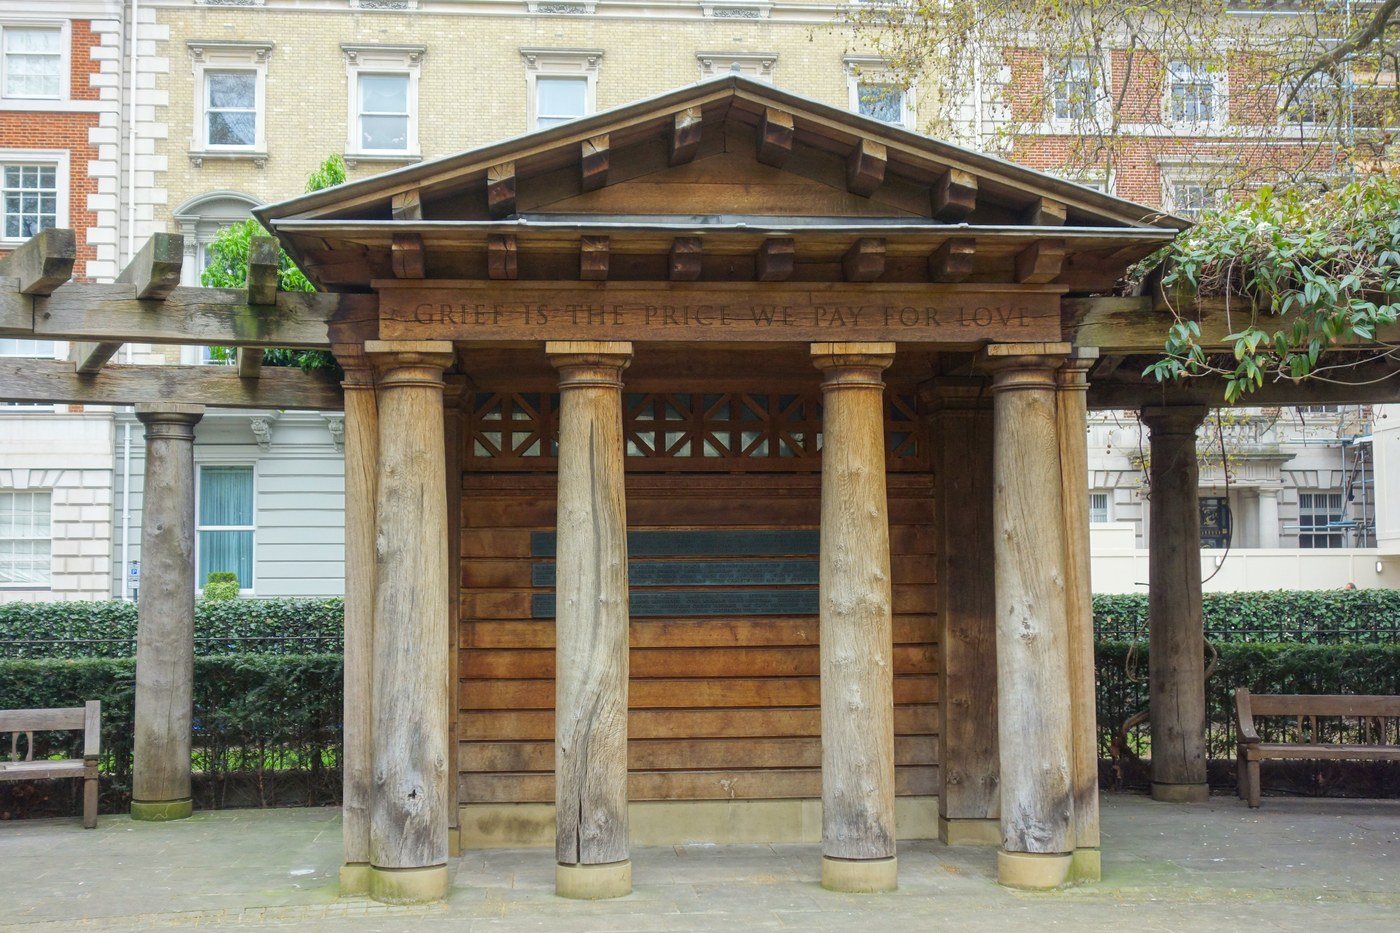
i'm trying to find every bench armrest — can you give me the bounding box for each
[82,700,101,761]
[1234,688,1260,744]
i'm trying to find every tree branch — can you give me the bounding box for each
[1284,0,1400,109]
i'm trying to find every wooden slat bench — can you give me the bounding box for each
[0,701,102,827]
[1234,689,1400,808]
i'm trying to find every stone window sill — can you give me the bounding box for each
[343,152,421,167]
[189,150,269,169]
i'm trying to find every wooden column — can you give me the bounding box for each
[443,375,468,858]
[365,340,455,904]
[812,342,897,894]
[927,380,1000,847]
[1141,406,1210,803]
[130,403,204,822]
[333,346,377,895]
[548,341,633,900]
[1056,350,1101,882]
[985,346,1074,890]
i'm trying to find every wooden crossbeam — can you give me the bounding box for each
[580,236,609,281]
[74,232,185,374]
[756,238,795,282]
[391,189,423,221]
[845,140,887,198]
[581,134,610,192]
[669,237,702,281]
[1088,356,1400,409]
[1023,197,1068,226]
[391,232,425,279]
[757,108,794,168]
[0,227,76,295]
[2,358,344,411]
[842,238,886,282]
[928,238,975,284]
[487,161,516,218]
[489,234,518,280]
[247,236,280,305]
[670,107,703,166]
[932,170,977,221]
[1015,239,1065,284]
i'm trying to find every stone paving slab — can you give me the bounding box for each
[1,794,1397,931]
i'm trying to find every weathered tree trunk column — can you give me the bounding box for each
[365,340,455,904]
[548,341,633,900]
[926,380,999,847]
[332,345,377,895]
[131,403,204,822]
[984,345,1074,890]
[812,342,898,894]
[1141,405,1210,803]
[1056,350,1101,882]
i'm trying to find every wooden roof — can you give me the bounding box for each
[257,76,1183,294]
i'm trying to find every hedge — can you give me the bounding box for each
[0,599,344,659]
[0,654,342,812]
[1094,590,1400,643]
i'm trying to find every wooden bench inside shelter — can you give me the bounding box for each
[1234,688,1400,808]
[0,701,102,827]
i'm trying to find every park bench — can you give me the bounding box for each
[0,701,102,827]
[1234,689,1400,808]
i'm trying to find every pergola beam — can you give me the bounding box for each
[0,227,76,295]
[0,358,344,410]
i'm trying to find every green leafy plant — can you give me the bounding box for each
[202,572,240,601]
[1145,172,1400,401]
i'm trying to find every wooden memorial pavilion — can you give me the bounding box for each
[7,76,1389,905]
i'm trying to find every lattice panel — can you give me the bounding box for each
[465,391,927,471]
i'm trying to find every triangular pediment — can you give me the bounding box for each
[259,76,1182,291]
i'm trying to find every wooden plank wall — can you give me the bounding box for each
[457,472,938,805]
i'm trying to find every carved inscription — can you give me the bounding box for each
[378,285,1062,343]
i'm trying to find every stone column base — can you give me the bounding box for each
[821,856,898,893]
[937,817,1000,847]
[997,850,1071,889]
[340,863,371,897]
[130,799,192,822]
[1151,781,1210,803]
[1070,847,1101,882]
[369,864,449,904]
[556,860,632,899]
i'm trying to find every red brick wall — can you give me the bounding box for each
[71,20,101,102]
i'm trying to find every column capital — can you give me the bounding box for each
[547,341,633,389]
[1256,485,1281,500]
[331,342,376,389]
[811,342,894,388]
[134,402,204,425]
[1140,404,1208,434]
[365,340,454,388]
[1055,348,1099,391]
[979,342,1071,394]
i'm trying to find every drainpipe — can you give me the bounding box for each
[126,0,140,265]
[121,417,132,600]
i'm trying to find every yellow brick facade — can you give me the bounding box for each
[152,3,901,228]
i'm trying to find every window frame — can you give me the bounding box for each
[0,21,67,102]
[696,51,777,83]
[188,41,273,165]
[194,462,257,595]
[1049,54,1099,125]
[0,147,68,248]
[521,48,602,132]
[844,55,915,130]
[1298,490,1346,549]
[1164,60,1224,128]
[1089,491,1111,524]
[0,488,52,590]
[341,44,424,164]
[1158,160,1229,220]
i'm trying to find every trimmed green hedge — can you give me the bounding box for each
[1094,590,1400,643]
[0,599,345,659]
[0,654,342,812]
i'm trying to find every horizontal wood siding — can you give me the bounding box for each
[458,471,937,804]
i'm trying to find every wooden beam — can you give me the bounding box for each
[488,234,519,280]
[757,108,794,168]
[0,227,76,295]
[247,236,280,306]
[391,189,423,221]
[756,237,795,282]
[581,134,609,192]
[1023,197,1068,227]
[74,341,123,374]
[845,140,887,198]
[580,236,609,281]
[1015,239,1065,284]
[1,282,369,348]
[487,161,516,219]
[0,358,345,410]
[842,238,886,282]
[116,232,184,299]
[670,107,703,166]
[391,232,425,279]
[1089,359,1400,409]
[928,238,975,283]
[237,347,264,379]
[669,237,702,281]
[932,170,977,221]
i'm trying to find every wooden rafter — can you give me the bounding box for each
[670,107,702,166]
[845,140,887,198]
[1023,197,1068,227]
[757,108,794,168]
[842,238,885,282]
[1015,239,1065,284]
[581,134,610,192]
[391,232,425,279]
[237,235,280,379]
[391,189,423,221]
[75,232,184,374]
[487,161,516,218]
[928,238,975,284]
[489,234,519,280]
[0,227,75,295]
[580,236,609,281]
[669,237,702,281]
[932,170,977,221]
[756,238,795,282]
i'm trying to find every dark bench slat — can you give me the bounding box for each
[1246,743,1400,761]
[1,701,102,828]
[0,760,91,780]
